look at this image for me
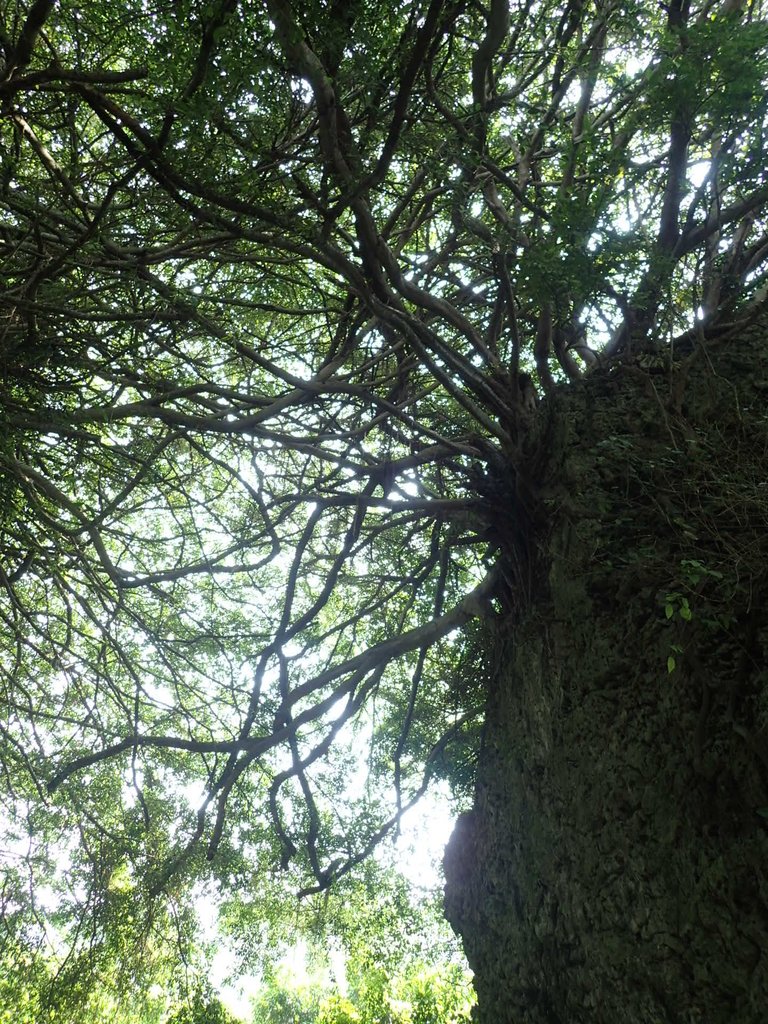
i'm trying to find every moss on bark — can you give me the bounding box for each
[445,328,768,1023]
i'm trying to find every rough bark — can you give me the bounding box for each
[445,324,768,1023]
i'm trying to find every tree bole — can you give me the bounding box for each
[445,328,768,1023]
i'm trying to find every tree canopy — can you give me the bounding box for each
[2,0,768,1014]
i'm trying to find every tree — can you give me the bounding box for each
[1,0,768,1019]
[244,860,474,1024]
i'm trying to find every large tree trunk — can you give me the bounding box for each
[444,325,768,1023]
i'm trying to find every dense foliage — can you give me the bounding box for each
[2,842,472,1022]
[2,0,767,1015]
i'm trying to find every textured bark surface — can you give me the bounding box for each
[445,328,768,1023]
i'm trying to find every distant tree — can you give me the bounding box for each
[2,1,768,1020]
[228,853,473,1024]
